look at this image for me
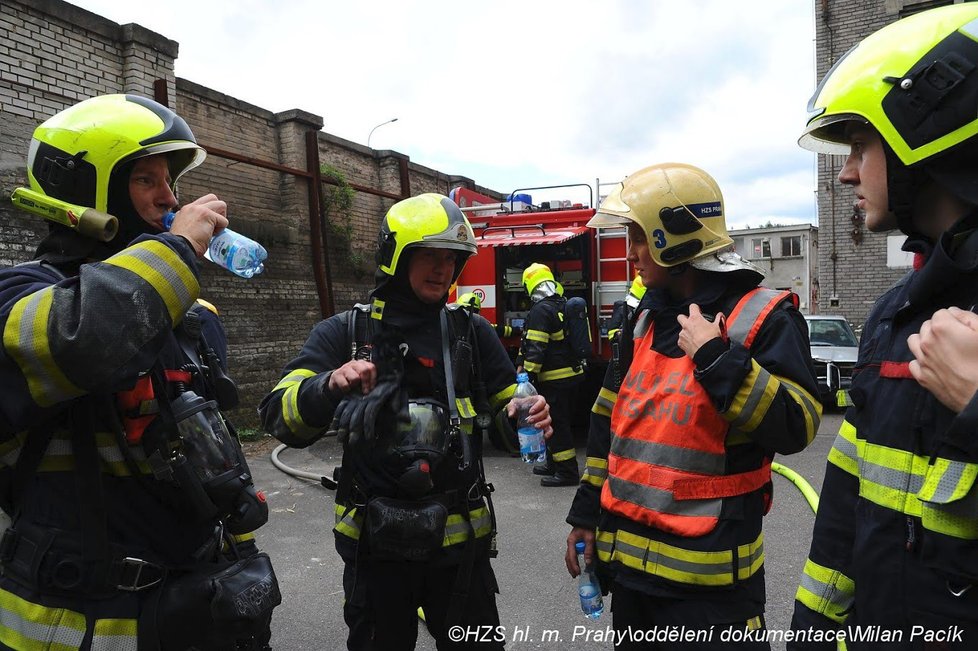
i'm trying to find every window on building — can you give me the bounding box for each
[781,235,802,257]
[751,238,771,258]
[899,0,954,18]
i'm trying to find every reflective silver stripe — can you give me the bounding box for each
[595,529,765,586]
[583,457,608,486]
[633,310,652,339]
[273,369,319,437]
[91,618,138,651]
[103,240,197,324]
[592,387,616,417]
[0,588,87,649]
[860,452,925,497]
[610,435,725,475]
[726,288,785,345]
[607,475,722,517]
[726,364,775,431]
[3,287,83,407]
[922,460,970,502]
[795,558,854,624]
[827,421,858,475]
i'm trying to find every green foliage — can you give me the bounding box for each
[320,164,369,278]
[236,427,265,442]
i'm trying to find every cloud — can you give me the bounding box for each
[69,0,819,227]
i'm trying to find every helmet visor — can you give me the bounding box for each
[798,113,869,155]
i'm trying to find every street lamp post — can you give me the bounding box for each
[367,118,398,148]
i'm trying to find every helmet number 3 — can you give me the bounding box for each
[652,229,667,249]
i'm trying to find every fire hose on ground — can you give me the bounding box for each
[270,447,822,626]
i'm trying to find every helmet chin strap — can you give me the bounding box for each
[883,140,931,240]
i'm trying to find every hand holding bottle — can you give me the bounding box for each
[164,193,227,257]
[162,197,267,278]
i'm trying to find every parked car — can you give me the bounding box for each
[804,315,859,407]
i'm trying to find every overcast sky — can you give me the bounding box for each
[68,0,818,229]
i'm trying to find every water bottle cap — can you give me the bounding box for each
[516,372,529,383]
[161,211,175,231]
[575,541,585,553]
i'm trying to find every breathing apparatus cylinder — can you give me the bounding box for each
[168,389,268,534]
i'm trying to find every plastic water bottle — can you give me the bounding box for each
[514,372,546,463]
[575,541,604,619]
[162,212,267,278]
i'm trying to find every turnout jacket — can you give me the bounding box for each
[566,274,820,608]
[518,294,584,386]
[790,220,978,649]
[260,299,518,562]
[0,233,250,649]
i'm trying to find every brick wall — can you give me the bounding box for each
[813,0,962,327]
[0,0,500,428]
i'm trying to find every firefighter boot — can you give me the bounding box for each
[540,458,579,487]
[532,453,555,476]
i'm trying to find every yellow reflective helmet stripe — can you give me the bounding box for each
[801,4,978,165]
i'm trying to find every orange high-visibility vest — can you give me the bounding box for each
[601,288,795,537]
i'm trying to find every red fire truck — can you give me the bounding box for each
[449,183,633,372]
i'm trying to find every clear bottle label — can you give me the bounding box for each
[517,426,545,463]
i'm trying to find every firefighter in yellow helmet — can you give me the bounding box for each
[518,262,585,486]
[606,274,647,342]
[457,291,522,340]
[261,193,552,650]
[791,5,978,646]
[564,163,821,645]
[0,95,278,649]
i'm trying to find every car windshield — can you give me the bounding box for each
[808,319,858,347]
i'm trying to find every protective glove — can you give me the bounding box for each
[328,330,409,445]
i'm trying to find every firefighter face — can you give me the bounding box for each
[129,154,178,231]
[408,247,459,304]
[838,123,895,233]
[626,223,668,290]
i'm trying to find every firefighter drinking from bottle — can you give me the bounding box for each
[564,163,821,649]
[0,94,279,650]
[260,194,552,650]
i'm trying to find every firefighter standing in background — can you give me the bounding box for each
[565,163,821,649]
[0,95,278,650]
[789,5,978,647]
[260,194,552,650]
[518,263,584,487]
[606,274,647,342]
[456,291,522,340]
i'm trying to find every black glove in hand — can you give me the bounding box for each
[328,331,408,445]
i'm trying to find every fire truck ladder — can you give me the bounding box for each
[592,178,630,358]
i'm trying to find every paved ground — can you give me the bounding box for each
[245,411,843,650]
